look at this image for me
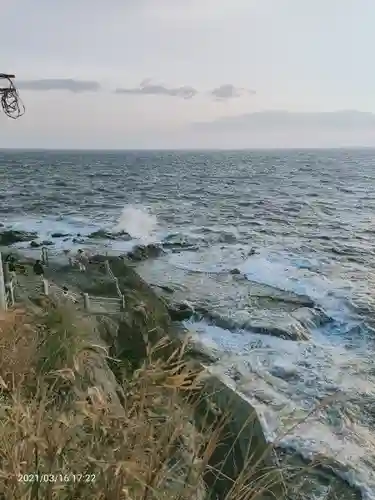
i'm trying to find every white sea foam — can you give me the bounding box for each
[188,321,375,500]
[114,204,158,243]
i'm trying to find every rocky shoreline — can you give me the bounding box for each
[0,227,365,500]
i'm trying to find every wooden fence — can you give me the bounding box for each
[0,248,125,315]
[0,252,16,310]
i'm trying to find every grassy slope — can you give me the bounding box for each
[0,302,288,500]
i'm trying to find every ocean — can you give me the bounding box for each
[1,148,375,498]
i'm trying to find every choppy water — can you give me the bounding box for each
[1,148,375,498]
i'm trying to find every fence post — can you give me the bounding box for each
[104,260,110,275]
[5,281,14,306]
[114,277,120,296]
[10,281,15,305]
[3,262,10,283]
[41,247,49,266]
[83,293,90,311]
[0,252,7,311]
[42,279,49,296]
[121,294,125,311]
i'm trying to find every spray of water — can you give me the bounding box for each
[114,205,158,243]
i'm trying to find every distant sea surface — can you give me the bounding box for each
[2,149,375,499]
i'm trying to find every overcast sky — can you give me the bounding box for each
[1,0,375,149]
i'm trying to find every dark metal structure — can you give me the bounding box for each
[0,73,25,119]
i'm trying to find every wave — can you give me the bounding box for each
[189,321,375,500]
[113,204,159,243]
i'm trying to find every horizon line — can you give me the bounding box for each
[1,146,375,152]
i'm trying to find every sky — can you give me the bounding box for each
[1,0,375,149]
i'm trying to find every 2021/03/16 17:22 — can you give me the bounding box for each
[18,473,96,483]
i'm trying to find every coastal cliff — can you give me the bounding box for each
[0,250,362,500]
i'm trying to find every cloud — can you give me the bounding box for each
[16,79,101,92]
[194,110,375,130]
[210,84,256,100]
[115,79,198,99]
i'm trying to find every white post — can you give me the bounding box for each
[0,252,7,311]
[114,277,120,296]
[5,282,14,306]
[41,247,49,266]
[83,293,90,311]
[9,281,15,306]
[42,279,49,296]
[42,247,49,266]
[104,260,110,275]
[3,262,10,283]
[121,294,125,311]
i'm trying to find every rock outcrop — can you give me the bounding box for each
[126,243,164,261]
[0,229,38,245]
[87,229,132,241]
[194,307,312,341]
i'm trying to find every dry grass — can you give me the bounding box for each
[0,304,316,500]
[0,308,40,392]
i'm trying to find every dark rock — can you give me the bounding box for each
[270,365,299,381]
[291,307,331,329]
[278,448,362,500]
[197,308,311,341]
[30,240,41,248]
[248,248,256,256]
[189,375,285,500]
[243,319,310,341]
[229,268,241,275]
[170,245,199,253]
[126,243,164,262]
[167,302,194,322]
[162,233,199,251]
[0,230,38,245]
[151,283,175,294]
[72,238,85,244]
[87,229,132,241]
[41,240,54,246]
[51,232,70,238]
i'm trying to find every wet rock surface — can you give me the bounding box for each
[135,257,330,343]
[126,243,164,262]
[167,301,195,322]
[0,229,38,245]
[87,229,132,241]
[51,232,71,238]
[162,233,201,252]
[197,308,312,341]
[30,240,54,248]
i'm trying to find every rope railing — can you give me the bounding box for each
[0,250,126,315]
[42,278,123,314]
[41,248,125,314]
[104,260,123,298]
